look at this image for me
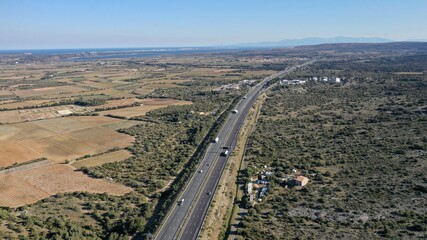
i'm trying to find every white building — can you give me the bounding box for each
[247,182,253,194]
[280,80,306,85]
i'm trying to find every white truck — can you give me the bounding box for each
[214,137,219,143]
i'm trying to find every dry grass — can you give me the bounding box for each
[0,100,54,110]
[0,90,13,96]
[12,86,86,97]
[87,98,143,110]
[99,98,192,118]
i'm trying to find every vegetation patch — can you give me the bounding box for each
[238,55,427,239]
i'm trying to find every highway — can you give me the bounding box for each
[153,61,313,240]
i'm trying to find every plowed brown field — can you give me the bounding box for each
[0,116,134,167]
[0,164,132,208]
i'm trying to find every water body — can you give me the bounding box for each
[0,47,246,61]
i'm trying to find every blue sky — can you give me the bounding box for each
[1,0,426,49]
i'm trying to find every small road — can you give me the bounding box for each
[153,61,313,240]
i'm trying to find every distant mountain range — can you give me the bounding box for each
[233,36,394,47]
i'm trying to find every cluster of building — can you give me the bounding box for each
[245,166,310,205]
[243,57,309,63]
[280,79,307,85]
[246,170,273,203]
[219,83,241,91]
[216,79,258,91]
[280,76,342,86]
[312,77,342,83]
[246,168,310,203]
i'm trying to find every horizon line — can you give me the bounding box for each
[2,39,427,52]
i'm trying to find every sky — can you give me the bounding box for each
[1,0,426,50]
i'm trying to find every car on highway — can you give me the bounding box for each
[178,199,184,205]
[221,150,229,156]
[207,191,212,195]
[232,109,238,114]
[199,170,203,173]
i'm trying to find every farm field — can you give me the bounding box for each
[45,87,136,99]
[12,85,87,97]
[0,90,13,96]
[0,142,43,167]
[0,116,134,167]
[74,80,124,89]
[131,82,184,95]
[0,164,132,208]
[71,149,132,169]
[0,105,88,123]
[0,94,192,209]
[98,97,142,106]
[0,110,20,123]
[87,97,143,110]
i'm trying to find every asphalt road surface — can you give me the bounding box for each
[153,62,312,240]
